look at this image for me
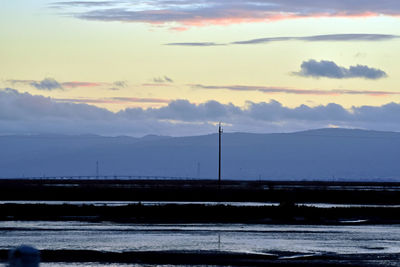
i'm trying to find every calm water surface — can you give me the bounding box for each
[1,221,400,255]
[1,200,400,208]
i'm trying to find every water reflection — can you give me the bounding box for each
[1,221,400,255]
[1,200,400,208]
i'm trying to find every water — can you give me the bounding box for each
[2,200,400,208]
[1,221,400,255]
[40,264,214,267]
[15,263,182,267]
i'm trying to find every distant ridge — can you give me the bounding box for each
[294,128,399,137]
[140,134,172,141]
[1,128,400,181]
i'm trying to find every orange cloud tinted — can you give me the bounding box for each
[162,11,384,29]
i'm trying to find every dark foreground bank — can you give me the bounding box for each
[1,203,400,224]
[3,179,400,266]
[0,249,399,266]
[2,179,400,204]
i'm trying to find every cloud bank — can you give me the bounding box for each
[294,60,387,79]
[52,0,400,28]
[3,88,400,136]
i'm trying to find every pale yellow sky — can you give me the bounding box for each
[1,1,400,112]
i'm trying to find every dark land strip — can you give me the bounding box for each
[2,179,400,224]
[2,179,400,204]
[2,203,400,224]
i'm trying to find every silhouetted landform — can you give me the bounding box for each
[2,203,400,224]
[0,249,399,266]
[2,179,400,204]
[2,128,400,180]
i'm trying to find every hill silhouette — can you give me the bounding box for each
[1,128,399,181]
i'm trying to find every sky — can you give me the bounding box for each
[1,0,400,136]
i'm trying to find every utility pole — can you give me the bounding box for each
[218,122,223,186]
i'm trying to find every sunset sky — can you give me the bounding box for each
[1,0,400,136]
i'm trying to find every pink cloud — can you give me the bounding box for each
[61,81,105,88]
[142,83,173,87]
[55,1,400,29]
[54,97,171,104]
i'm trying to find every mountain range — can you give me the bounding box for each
[1,128,400,181]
